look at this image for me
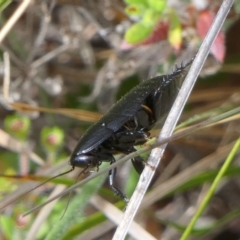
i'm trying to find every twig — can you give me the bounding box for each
[0,43,26,68]
[30,44,70,69]
[3,52,10,102]
[113,0,234,239]
[0,0,32,43]
[91,195,157,240]
[26,1,54,63]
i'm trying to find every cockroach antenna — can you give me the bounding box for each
[0,166,75,212]
[60,166,90,219]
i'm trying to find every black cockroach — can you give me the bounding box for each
[0,60,192,212]
[69,59,193,202]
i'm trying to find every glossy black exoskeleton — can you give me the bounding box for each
[70,60,192,201]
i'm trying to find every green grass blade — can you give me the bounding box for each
[180,137,240,240]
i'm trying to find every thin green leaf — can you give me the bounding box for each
[180,137,240,240]
[124,23,154,44]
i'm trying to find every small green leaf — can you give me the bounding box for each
[4,114,31,141]
[147,0,166,13]
[125,23,153,44]
[142,9,161,25]
[168,9,182,49]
